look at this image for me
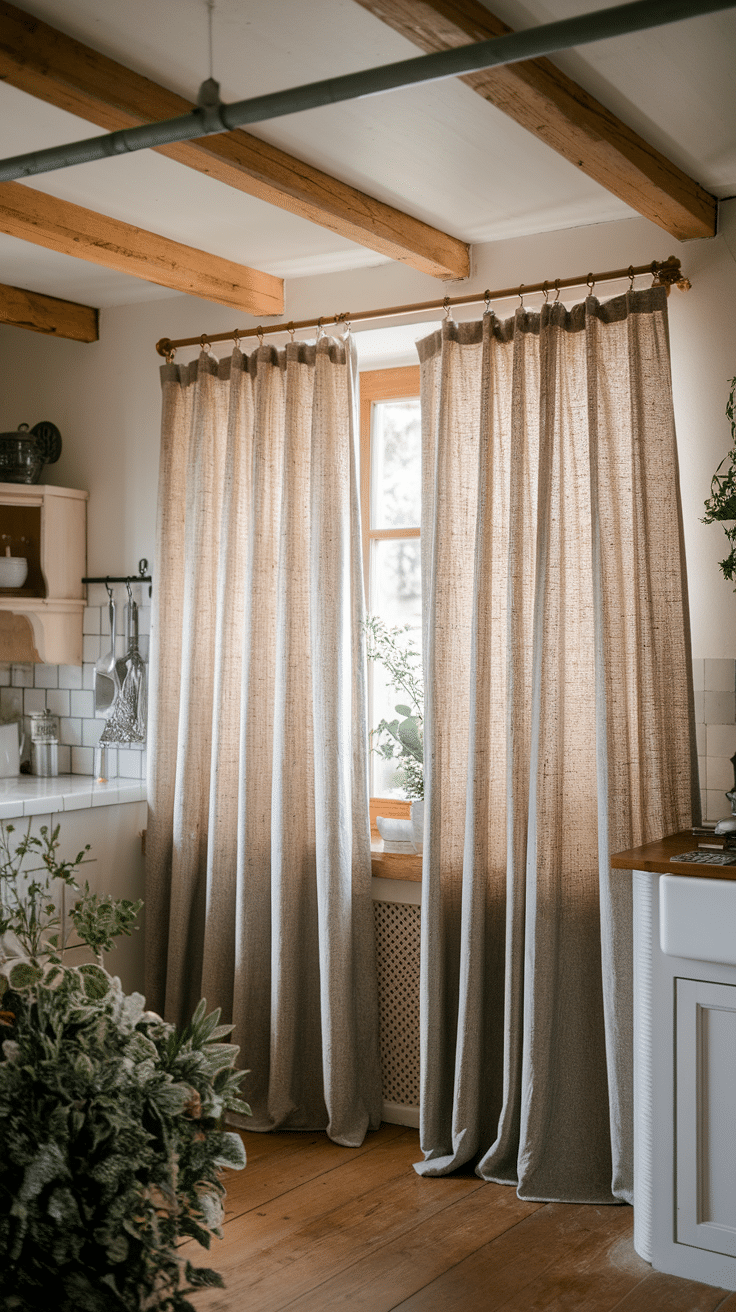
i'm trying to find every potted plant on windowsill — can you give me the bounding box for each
[0,822,250,1311]
[702,376,736,585]
[364,617,424,853]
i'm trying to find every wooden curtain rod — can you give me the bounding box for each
[155,255,689,358]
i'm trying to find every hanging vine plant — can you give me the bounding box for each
[703,377,736,586]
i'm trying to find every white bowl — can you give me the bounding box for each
[0,556,28,588]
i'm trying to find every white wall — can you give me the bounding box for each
[1,202,735,658]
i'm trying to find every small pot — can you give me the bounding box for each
[0,556,28,589]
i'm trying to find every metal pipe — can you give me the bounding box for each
[155,256,688,357]
[0,0,732,183]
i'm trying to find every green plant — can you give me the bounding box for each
[364,616,424,800]
[702,376,736,586]
[0,822,250,1310]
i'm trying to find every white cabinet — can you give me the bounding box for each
[634,870,736,1291]
[0,481,87,664]
[676,977,736,1258]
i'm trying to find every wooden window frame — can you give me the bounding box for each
[360,365,422,882]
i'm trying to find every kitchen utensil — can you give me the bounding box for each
[30,708,59,742]
[0,721,23,777]
[94,586,121,716]
[100,591,147,744]
[31,741,58,777]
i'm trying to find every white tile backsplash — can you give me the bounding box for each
[0,601,149,782]
[700,659,736,823]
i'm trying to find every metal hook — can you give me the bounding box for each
[232,330,241,351]
[165,345,176,364]
[628,265,635,290]
[483,289,493,316]
[256,326,264,346]
[105,577,113,601]
[200,333,211,353]
[316,318,324,340]
[287,322,296,342]
[554,279,561,303]
[518,284,525,308]
[443,296,452,321]
[542,281,549,303]
[586,272,595,294]
[126,578,133,603]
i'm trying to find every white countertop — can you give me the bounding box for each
[0,774,147,819]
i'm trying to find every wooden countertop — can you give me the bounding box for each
[611,830,736,878]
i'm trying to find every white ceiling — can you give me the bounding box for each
[0,0,734,308]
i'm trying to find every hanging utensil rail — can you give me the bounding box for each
[82,559,152,597]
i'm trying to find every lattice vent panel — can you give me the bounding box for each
[373,900,421,1108]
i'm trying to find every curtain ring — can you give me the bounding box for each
[518,284,525,308]
[542,281,549,303]
[586,272,595,294]
[483,289,494,316]
[554,278,561,303]
[200,333,211,353]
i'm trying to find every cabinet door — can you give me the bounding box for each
[676,977,736,1255]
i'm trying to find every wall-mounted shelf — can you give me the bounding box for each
[0,482,88,664]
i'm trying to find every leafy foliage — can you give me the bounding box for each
[702,377,736,585]
[364,616,424,800]
[0,823,250,1309]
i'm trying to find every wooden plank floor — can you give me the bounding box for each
[186,1125,736,1311]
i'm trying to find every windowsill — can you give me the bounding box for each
[371,836,422,881]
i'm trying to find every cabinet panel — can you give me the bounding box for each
[676,977,736,1255]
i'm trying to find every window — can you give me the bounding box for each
[360,366,421,802]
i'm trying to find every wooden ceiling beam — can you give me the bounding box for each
[0,280,98,340]
[0,1,469,280]
[0,183,284,315]
[353,0,717,241]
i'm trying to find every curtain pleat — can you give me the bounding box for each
[416,289,697,1202]
[146,338,382,1146]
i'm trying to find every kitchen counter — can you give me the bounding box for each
[611,829,736,877]
[0,774,147,820]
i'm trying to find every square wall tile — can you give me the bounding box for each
[705,691,735,726]
[82,664,95,692]
[70,690,94,720]
[56,744,70,774]
[707,756,736,792]
[82,718,103,748]
[58,665,83,690]
[71,746,93,775]
[46,688,70,718]
[34,664,58,689]
[82,635,100,664]
[0,666,10,687]
[117,749,143,778]
[11,665,32,687]
[704,659,736,693]
[707,789,730,823]
[23,688,46,715]
[707,724,736,758]
[83,607,100,635]
[60,718,82,746]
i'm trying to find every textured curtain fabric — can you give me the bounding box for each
[416,288,698,1202]
[145,337,382,1146]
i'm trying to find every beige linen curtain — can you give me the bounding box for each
[416,288,698,1201]
[145,337,382,1146]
